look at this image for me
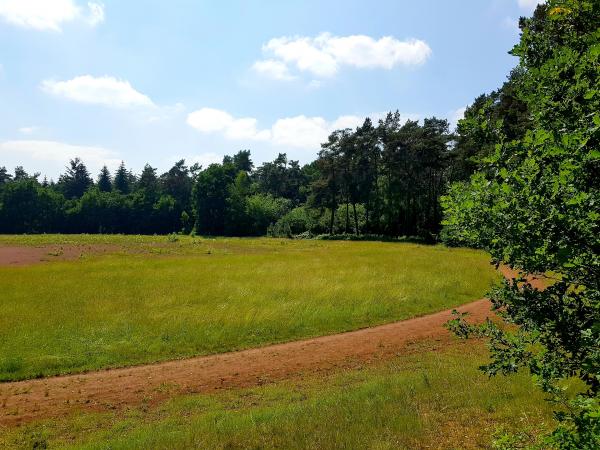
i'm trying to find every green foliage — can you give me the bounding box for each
[254,153,307,205]
[244,193,291,235]
[112,161,132,194]
[57,158,92,199]
[96,165,112,193]
[1,108,466,238]
[0,179,64,233]
[442,1,600,446]
[451,68,531,181]
[269,205,321,237]
[192,162,236,235]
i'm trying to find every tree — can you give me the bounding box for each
[138,164,160,198]
[192,163,236,235]
[74,188,127,233]
[245,193,291,235]
[310,131,345,234]
[0,166,12,185]
[2,112,478,238]
[442,1,600,446]
[255,153,306,204]
[14,166,39,182]
[160,159,193,216]
[97,166,112,192]
[450,68,532,181]
[233,150,253,173]
[225,170,252,235]
[58,158,92,199]
[0,180,64,233]
[353,118,380,233]
[113,161,132,194]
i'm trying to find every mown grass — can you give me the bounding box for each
[0,235,498,381]
[0,341,553,449]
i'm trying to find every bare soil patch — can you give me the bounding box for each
[0,245,117,266]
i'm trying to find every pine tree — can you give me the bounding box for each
[97,166,112,192]
[58,158,92,198]
[113,161,130,194]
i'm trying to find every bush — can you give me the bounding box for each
[245,194,291,235]
[269,206,321,237]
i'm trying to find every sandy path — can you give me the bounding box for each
[0,298,492,426]
[0,251,544,427]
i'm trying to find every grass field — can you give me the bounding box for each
[0,341,552,450]
[0,235,497,381]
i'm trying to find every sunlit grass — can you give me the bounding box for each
[0,341,552,450]
[0,235,498,381]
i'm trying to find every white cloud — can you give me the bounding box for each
[41,75,155,109]
[449,106,467,130]
[0,140,120,175]
[0,0,105,32]
[18,126,39,134]
[270,116,330,149]
[517,0,545,12]
[146,102,186,123]
[252,59,295,81]
[187,108,271,141]
[254,33,432,79]
[331,115,369,130]
[187,108,421,150]
[86,1,104,26]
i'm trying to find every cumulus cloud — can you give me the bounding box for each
[271,114,382,148]
[0,140,120,175]
[270,116,330,148]
[41,75,155,109]
[253,33,432,79]
[0,0,105,32]
[449,106,467,130]
[86,1,104,26]
[252,59,296,81]
[187,108,271,141]
[187,108,421,151]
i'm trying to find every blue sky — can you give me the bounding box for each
[0,0,542,180]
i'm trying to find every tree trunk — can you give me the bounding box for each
[329,205,335,235]
[345,200,350,234]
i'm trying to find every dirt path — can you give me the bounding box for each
[0,261,544,427]
[0,298,492,426]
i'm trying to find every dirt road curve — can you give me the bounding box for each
[0,254,543,427]
[0,298,491,426]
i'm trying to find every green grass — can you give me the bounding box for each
[0,235,498,381]
[0,341,553,450]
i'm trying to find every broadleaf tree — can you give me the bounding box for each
[441,1,600,447]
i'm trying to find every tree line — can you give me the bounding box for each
[1,109,516,239]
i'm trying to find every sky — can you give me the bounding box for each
[0,0,543,180]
